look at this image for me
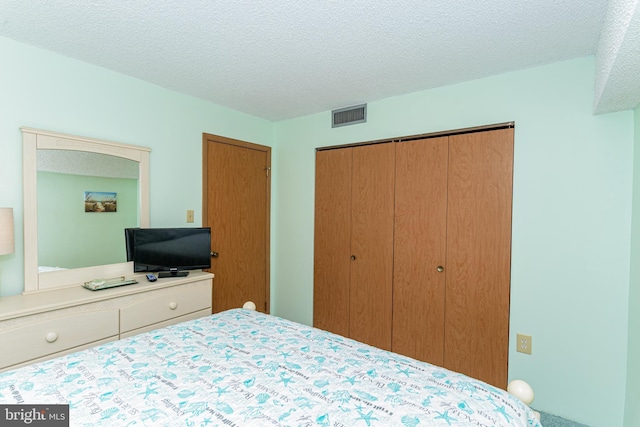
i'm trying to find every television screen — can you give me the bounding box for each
[124,227,137,262]
[125,227,211,278]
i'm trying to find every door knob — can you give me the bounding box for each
[437,266,444,272]
[211,251,219,258]
[351,255,356,261]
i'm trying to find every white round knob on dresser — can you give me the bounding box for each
[169,302,178,310]
[46,332,58,343]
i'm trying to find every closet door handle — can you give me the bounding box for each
[211,251,219,258]
[351,255,356,261]
[437,266,444,272]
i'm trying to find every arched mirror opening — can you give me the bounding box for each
[37,150,140,271]
[22,128,150,293]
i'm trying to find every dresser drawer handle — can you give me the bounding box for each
[169,302,178,310]
[46,332,58,343]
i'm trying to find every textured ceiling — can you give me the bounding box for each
[0,0,635,121]
[594,0,640,114]
[38,150,139,179]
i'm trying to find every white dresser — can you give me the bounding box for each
[0,271,213,372]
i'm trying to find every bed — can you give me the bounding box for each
[0,309,541,426]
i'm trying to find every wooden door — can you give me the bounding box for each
[349,143,395,351]
[392,137,448,365]
[203,134,270,314]
[313,148,352,336]
[444,128,513,388]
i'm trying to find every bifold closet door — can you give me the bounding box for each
[350,143,395,351]
[444,128,513,388]
[392,137,448,366]
[313,148,352,337]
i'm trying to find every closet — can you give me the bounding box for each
[313,125,514,388]
[314,143,395,350]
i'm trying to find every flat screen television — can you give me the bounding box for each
[125,227,211,278]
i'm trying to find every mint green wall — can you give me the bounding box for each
[1,34,637,427]
[272,57,634,426]
[625,106,640,427]
[0,36,273,297]
[37,172,137,268]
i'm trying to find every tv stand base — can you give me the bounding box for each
[158,271,189,278]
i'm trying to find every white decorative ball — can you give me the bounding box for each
[242,301,257,311]
[507,380,534,405]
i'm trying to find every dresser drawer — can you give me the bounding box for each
[120,280,211,333]
[1,337,116,373]
[120,308,211,339]
[0,309,119,369]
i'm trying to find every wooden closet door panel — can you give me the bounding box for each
[444,128,514,388]
[350,143,395,351]
[393,137,448,365]
[313,148,352,336]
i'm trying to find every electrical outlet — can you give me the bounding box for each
[516,333,532,355]
[186,210,194,223]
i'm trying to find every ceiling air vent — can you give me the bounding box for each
[332,104,367,128]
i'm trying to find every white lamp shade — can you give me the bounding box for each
[0,208,15,255]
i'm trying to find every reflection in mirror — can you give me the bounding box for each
[22,127,150,293]
[37,150,140,271]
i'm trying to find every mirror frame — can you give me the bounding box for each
[22,127,150,293]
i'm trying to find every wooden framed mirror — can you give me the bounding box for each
[22,128,150,293]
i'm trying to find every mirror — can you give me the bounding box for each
[23,128,150,293]
[37,150,139,270]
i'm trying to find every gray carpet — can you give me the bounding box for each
[538,410,590,427]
